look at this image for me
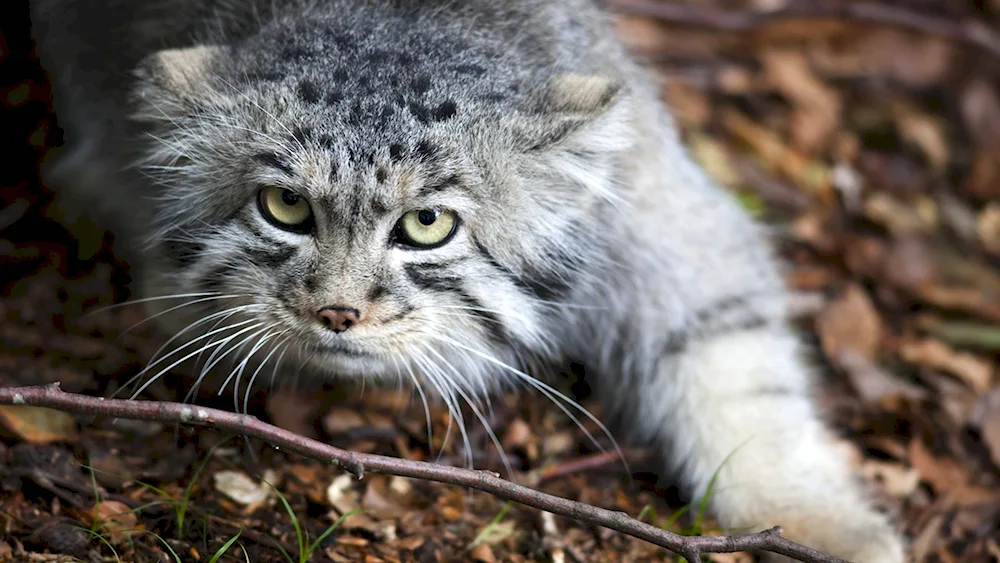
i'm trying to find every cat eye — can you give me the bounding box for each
[395,208,458,248]
[258,186,313,233]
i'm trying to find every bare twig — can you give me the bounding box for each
[529,450,642,485]
[605,0,1000,60]
[0,383,847,563]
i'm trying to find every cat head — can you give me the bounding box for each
[126,17,634,392]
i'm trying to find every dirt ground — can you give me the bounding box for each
[3,0,1000,561]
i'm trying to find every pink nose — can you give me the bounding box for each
[318,307,360,333]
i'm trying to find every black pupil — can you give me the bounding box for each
[418,210,437,225]
[281,190,300,205]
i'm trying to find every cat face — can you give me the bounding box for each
[127,26,630,395]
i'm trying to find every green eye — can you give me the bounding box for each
[396,208,458,248]
[258,186,313,232]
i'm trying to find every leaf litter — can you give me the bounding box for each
[4,0,1000,560]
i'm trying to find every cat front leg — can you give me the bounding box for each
[614,321,905,562]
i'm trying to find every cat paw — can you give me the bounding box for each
[757,509,905,563]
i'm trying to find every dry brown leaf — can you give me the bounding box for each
[864,193,939,237]
[977,203,1000,256]
[861,460,920,498]
[720,109,832,202]
[83,501,140,545]
[892,102,950,171]
[908,440,999,507]
[898,338,994,394]
[266,388,319,439]
[542,430,574,458]
[807,30,952,88]
[816,284,883,361]
[213,469,278,512]
[361,475,412,520]
[501,417,539,462]
[910,513,946,563]
[663,81,710,128]
[961,79,1000,147]
[836,349,926,408]
[980,397,1000,470]
[689,133,741,188]
[327,474,381,532]
[322,407,367,436]
[716,65,757,95]
[286,464,328,505]
[0,405,76,444]
[469,543,496,563]
[762,49,841,153]
[964,152,1000,201]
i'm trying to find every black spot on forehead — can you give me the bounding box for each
[297,79,322,104]
[331,69,349,82]
[389,144,405,161]
[415,140,438,161]
[376,167,388,183]
[452,64,486,77]
[325,91,344,104]
[431,100,457,122]
[411,76,431,95]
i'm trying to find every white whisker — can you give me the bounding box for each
[432,334,630,475]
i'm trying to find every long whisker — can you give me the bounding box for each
[423,345,514,478]
[217,324,283,397]
[243,335,292,414]
[130,322,265,400]
[137,313,261,380]
[229,329,284,407]
[411,349,467,467]
[432,334,630,475]
[186,323,279,404]
[396,354,434,457]
[118,294,250,336]
[86,291,226,315]
[113,309,261,399]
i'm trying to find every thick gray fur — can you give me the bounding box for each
[31,1,905,560]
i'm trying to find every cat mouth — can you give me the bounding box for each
[314,341,373,358]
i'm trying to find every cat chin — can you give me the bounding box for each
[302,349,396,379]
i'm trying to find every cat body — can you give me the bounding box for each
[31,1,904,560]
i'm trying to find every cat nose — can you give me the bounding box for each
[317,306,360,333]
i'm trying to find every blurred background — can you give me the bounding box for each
[1,0,999,561]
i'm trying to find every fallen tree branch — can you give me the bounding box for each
[0,383,846,563]
[606,0,1000,60]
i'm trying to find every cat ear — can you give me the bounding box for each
[521,72,631,152]
[546,73,623,117]
[132,45,229,118]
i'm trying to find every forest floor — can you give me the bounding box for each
[3,0,1000,561]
